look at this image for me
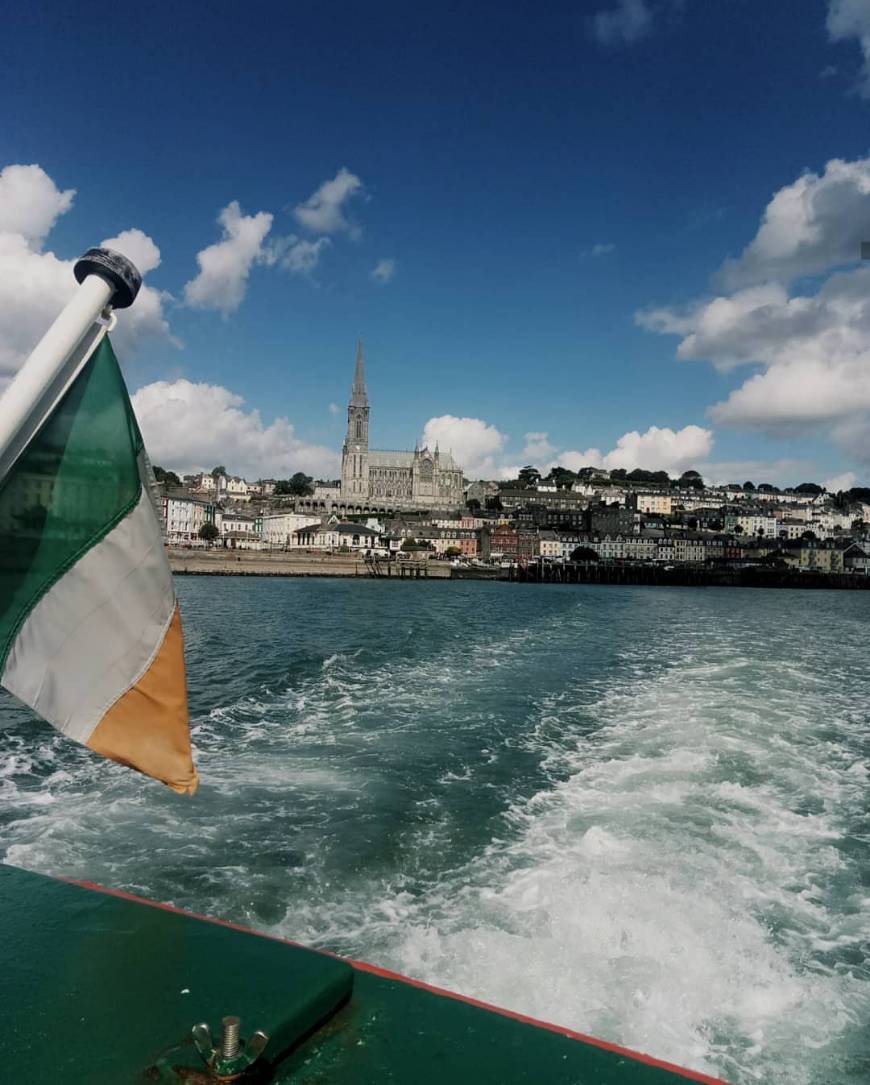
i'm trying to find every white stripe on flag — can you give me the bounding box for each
[2,489,175,743]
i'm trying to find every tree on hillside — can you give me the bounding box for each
[517,465,541,488]
[795,482,823,494]
[153,465,182,487]
[275,473,315,496]
[545,466,577,489]
[743,480,755,491]
[801,529,817,541]
[465,498,482,512]
[210,465,226,478]
[757,483,779,493]
[485,495,503,512]
[198,522,220,544]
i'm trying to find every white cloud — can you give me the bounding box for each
[328,402,340,415]
[638,154,870,470]
[557,424,713,475]
[184,201,273,315]
[522,431,557,461]
[131,379,338,479]
[421,415,509,478]
[0,163,74,244]
[592,0,652,46]
[371,258,396,284]
[698,457,812,488]
[294,168,363,238]
[101,228,162,274]
[281,237,331,275]
[263,234,331,276]
[0,164,171,379]
[419,414,712,481]
[588,242,616,257]
[824,470,857,492]
[827,0,870,98]
[718,156,870,288]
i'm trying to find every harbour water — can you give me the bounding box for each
[1,579,868,1085]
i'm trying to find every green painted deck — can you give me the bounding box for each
[0,864,729,1084]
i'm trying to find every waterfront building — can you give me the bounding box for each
[217,510,261,548]
[339,342,464,510]
[261,511,321,548]
[162,495,215,544]
[294,518,383,552]
[538,530,562,559]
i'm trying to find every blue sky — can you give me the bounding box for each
[3,0,870,485]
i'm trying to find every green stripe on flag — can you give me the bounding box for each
[0,338,144,668]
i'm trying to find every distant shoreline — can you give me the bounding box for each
[168,549,870,590]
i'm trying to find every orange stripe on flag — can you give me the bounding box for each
[88,606,198,794]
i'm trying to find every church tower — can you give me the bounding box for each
[341,340,370,499]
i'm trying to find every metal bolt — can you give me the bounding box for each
[221,1015,241,1059]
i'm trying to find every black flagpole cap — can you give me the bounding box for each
[73,247,142,309]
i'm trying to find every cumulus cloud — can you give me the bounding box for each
[522,431,557,461]
[586,242,616,257]
[827,0,870,97]
[184,201,273,315]
[698,457,812,488]
[639,154,870,467]
[421,415,509,478]
[131,379,339,479]
[101,228,162,275]
[0,163,171,378]
[0,163,74,243]
[717,156,870,288]
[294,168,363,238]
[592,0,653,46]
[371,258,396,284]
[556,424,713,476]
[418,414,713,481]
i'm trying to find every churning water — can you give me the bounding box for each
[1,579,868,1084]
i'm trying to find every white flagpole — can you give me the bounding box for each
[0,248,142,482]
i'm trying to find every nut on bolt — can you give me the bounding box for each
[192,1016,270,1080]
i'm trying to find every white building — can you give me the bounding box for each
[261,511,322,548]
[225,476,251,502]
[162,496,215,545]
[217,511,261,549]
[634,493,673,515]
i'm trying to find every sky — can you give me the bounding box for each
[3,0,870,487]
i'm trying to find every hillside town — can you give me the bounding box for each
[156,463,870,578]
[152,343,870,579]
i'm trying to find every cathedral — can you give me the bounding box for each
[340,342,465,507]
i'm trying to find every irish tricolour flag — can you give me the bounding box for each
[0,333,198,794]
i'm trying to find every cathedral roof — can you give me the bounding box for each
[368,449,461,470]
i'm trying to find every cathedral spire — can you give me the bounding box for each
[351,339,368,406]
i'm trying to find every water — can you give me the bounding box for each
[1,579,868,1084]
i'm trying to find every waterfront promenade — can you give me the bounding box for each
[168,549,870,589]
[168,549,452,578]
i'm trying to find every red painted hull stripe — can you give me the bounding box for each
[65,878,732,1085]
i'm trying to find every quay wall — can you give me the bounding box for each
[167,549,452,579]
